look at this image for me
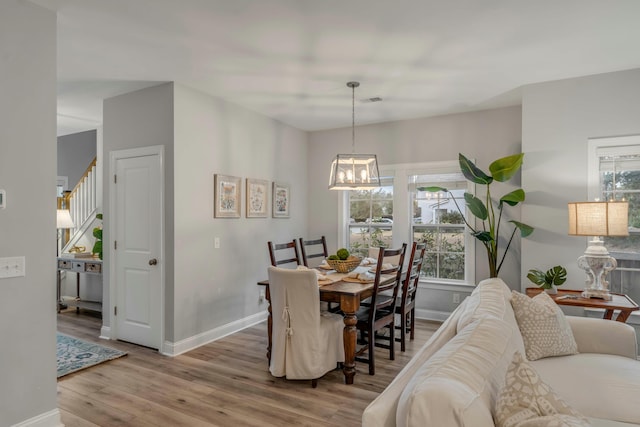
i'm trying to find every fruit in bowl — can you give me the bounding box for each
[326,248,362,273]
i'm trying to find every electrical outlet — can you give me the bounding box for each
[214,237,220,249]
[452,293,460,304]
[259,289,265,303]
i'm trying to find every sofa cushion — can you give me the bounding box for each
[495,351,589,427]
[396,316,518,427]
[532,353,640,424]
[511,291,578,361]
[457,277,526,355]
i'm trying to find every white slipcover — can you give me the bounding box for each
[268,266,345,380]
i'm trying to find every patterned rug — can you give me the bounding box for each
[56,333,127,378]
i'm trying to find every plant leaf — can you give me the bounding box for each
[93,228,102,239]
[464,192,488,220]
[96,213,103,220]
[417,186,448,193]
[509,220,534,237]
[489,153,524,182]
[500,189,526,207]
[472,231,493,242]
[459,153,493,185]
[545,265,567,286]
[527,269,549,288]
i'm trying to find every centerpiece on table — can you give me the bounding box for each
[527,265,567,294]
[326,248,362,273]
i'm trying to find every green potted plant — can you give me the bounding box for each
[419,153,534,278]
[92,213,103,260]
[527,265,567,294]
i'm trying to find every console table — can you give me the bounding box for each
[525,287,639,323]
[57,256,102,313]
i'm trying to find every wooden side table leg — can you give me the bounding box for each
[615,310,631,323]
[603,309,614,320]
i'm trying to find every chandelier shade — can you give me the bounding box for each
[328,81,381,191]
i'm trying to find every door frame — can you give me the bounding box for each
[107,145,165,353]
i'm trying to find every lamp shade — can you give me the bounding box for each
[56,209,75,229]
[568,201,628,237]
[328,153,381,190]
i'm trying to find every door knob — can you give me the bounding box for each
[149,258,158,266]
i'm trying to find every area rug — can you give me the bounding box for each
[56,333,127,378]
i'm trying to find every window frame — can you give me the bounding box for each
[339,160,476,288]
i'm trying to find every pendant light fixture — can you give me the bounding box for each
[328,81,381,190]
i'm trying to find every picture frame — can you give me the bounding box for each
[214,174,241,218]
[246,178,269,218]
[272,182,290,218]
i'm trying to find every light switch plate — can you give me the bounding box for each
[0,189,5,209]
[0,256,25,278]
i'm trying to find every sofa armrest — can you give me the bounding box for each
[567,316,638,359]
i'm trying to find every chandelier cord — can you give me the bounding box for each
[351,82,355,153]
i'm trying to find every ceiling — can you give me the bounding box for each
[30,0,640,136]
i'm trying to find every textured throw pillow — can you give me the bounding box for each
[494,351,591,427]
[510,291,578,361]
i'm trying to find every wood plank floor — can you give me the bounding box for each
[57,309,441,427]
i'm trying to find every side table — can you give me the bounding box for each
[57,256,103,313]
[525,288,639,323]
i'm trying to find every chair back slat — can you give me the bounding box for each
[369,244,407,322]
[402,242,426,305]
[267,240,301,267]
[299,236,328,267]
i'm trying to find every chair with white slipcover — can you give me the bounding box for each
[267,266,345,387]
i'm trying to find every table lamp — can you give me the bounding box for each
[56,209,75,256]
[567,201,628,300]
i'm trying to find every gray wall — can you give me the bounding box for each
[308,106,523,288]
[0,1,59,425]
[173,84,308,342]
[521,68,640,333]
[58,129,97,188]
[102,83,175,332]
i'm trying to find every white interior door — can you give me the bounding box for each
[113,148,163,349]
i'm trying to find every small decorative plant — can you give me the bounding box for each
[418,153,534,278]
[92,213,103,260]
[527,265,567,290]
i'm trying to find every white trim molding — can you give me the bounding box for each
[415,308,452,322]
[162,311,269,357]
[11,409,62,427]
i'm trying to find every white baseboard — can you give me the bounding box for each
[11,409,63,427]
[162,311,269,357]
[99,325,111,340]
[415,308,451,322]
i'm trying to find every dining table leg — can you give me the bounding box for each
[340,295,360,385]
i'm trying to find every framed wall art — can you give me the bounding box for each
[214,174,241,218]
[246,178,269,218]
[272,182,290,218]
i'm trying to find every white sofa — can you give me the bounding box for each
[362,278,640,427]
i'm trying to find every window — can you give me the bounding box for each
[589,135,640,306]
[342,161,475,285]
[411,173,468,281]
[347,180,394,256]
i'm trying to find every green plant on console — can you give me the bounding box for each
[527,265,567,290]
[418,153,534,278]
[92,213,103,260]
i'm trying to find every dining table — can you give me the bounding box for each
[257,264,395,385]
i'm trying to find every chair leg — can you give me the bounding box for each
[409,309,416,341]
[389,321,395,361]
[311,378,318,388]
[368,327,375,375]
[400,312,407,352]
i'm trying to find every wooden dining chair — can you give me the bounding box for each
[396,241,426,352]
[267,239,301,268]
[355,243,407,375]
[267,266,345,387]
[299,236,328,268]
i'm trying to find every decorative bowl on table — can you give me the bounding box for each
[326,256,362,273]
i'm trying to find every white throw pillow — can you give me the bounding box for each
[494,351,590,427]
[510,291,578,361]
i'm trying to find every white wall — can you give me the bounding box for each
[521,68,640,289]
[58,130,97,188]
[173,84,308,343]
[0,1,59,426]
[308,106,523,288]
